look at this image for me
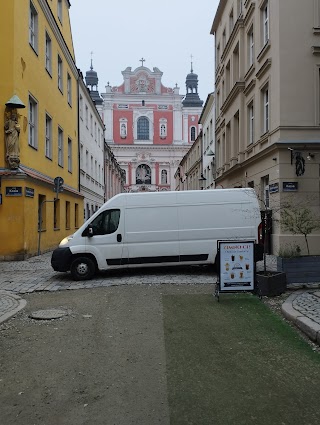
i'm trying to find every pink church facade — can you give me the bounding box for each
[100,64,203,192]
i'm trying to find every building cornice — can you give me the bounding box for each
[221,81,245,114]
[256,59,272,80]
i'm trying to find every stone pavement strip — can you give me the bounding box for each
[282,291,320,346]
[1,252,320,346]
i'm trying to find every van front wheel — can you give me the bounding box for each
[70,257,95,281]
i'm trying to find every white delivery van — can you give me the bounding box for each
[51,188,263,280]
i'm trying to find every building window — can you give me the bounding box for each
[45,32,52,74]
[58,55,63,92]
[67,73,72,105]
[80,144,83,169]
[262,1,269,45]
[38,194,46,231]
[248,26,254,67]
[90,114,93,135]
[54,199,60,229]
[229,8,234,33]
[159,119,167,138]
[66,201,70,229]
[75,203,79,228]
[262,85,269,133]
[29,2,38,52]
[45,114,52,159]
[216,43,221,69]
[190,126,196,142]
[237,0,243,16]
[58,127,63,166]
[79,95,83,120]
[57,0,63,23]
[85,105,88,128]
[248,101,254,145]
[68,137,72,172]
[222,28,226,50]
[98,127,101,145]
[137,117,149,140]
[261,175,269,208]
[161,170,168,185]
[28,95,38,148]
[233,43,240,83]
[136,164,151,184]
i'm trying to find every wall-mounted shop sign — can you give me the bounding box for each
[283,182,298,192]
[269,183,279,194]
[25,187,34,198]
[6,186,22,196]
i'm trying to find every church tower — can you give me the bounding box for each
[85,59,103,106]
[182,61,203,108]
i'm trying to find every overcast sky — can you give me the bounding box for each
[69,0,220,103]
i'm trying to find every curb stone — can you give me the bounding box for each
[0,290,27,324]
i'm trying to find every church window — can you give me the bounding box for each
[137,117,149,140]
[159,119,167,139]
[161,170,168,184]
[136,164,151,184]
[190,126,196,141]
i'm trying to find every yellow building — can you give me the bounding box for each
[0,0,83,260]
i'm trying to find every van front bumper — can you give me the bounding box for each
[51,247,73,272]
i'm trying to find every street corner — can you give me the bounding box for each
[0,290,27,324]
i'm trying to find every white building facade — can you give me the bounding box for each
[79,75,105,220]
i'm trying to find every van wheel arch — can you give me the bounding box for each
[70,254,98,281]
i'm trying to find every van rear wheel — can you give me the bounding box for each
[70,257,95,281]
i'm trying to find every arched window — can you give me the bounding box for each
[161,170,167,184]
[190,126,196,141]
[137,117,149,140]
[136,164,151,184]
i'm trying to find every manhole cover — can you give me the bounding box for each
[29,309,69,320]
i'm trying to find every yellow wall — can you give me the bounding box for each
[0,0,83,259]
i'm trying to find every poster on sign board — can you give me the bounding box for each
[218,240,255,292]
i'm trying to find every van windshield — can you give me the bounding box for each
[89,209,120,235]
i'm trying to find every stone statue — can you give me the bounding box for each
[4,111,20,169]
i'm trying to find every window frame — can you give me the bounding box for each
[137,116,150,140]
[28,95,38,149]
[58,55,63,92]
[67,73,72,105]
[262,1,269,46]
[29,1,38,52]
[58,126,64,167]
[45,113,53,159]
[67,137,72,173]
[45,31,52,74]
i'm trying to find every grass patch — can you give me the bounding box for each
[163,293,320,425]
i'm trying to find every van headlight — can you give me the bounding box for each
[59,235,73,247]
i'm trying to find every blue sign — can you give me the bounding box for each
[25,187,34,198]
[6,187,22,196]
[269,183,279,194]
[283,182,298,192]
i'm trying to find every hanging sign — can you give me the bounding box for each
[218,240,255,292]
